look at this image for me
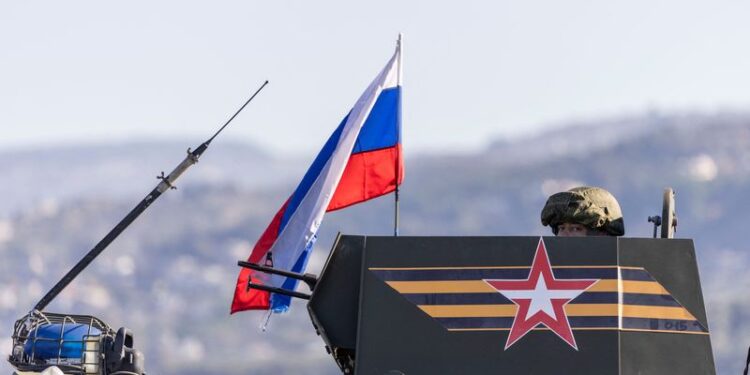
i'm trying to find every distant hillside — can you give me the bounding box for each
[485,111,748,166]
[1,111,749,374]
[0,140,303,216]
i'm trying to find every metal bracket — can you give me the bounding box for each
[661,188,677,238]
[238,261,318,291]
[186,147,199,163]
[156,171,177,190]
[238,261,319,301]
[647,216,661,239]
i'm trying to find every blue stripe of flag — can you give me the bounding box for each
[352,87,401,153]
[278,116,347,231]
[270,235,316,312]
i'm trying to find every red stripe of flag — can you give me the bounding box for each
[230,199,290,313]
[328,144,403,212]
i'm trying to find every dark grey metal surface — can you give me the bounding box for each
[618,238,708,327]
[355,237,620,375]
[311,235,714,375]
[618,238,715,374]
[308,235,365,351]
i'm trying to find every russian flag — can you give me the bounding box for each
[231,38,403,314]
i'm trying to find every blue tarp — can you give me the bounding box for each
[23,323,101,360]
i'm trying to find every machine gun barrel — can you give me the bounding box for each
[245,282,312,300]
[33,81,269,312]
[238,260,318,290]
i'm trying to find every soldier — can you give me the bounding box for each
[540,186,625,237]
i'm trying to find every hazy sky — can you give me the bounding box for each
[2,1,750,155]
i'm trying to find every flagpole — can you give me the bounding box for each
[394,33,403,237]
[394,181,400,237]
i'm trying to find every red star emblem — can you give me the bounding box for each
[484,238,598,350]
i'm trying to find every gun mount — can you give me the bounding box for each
[648,187,678,239]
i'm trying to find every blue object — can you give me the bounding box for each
[23,323,101,360]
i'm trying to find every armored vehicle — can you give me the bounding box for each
[239,188,742,374]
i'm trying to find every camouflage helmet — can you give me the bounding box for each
[540,186,625,236]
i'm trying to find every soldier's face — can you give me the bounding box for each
[557,223,588,237]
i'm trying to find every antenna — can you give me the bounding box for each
[33,81,269,311]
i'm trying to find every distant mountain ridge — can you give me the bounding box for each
[0,139,303,216]
[486,110,750,166]
[2,111,749,374]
